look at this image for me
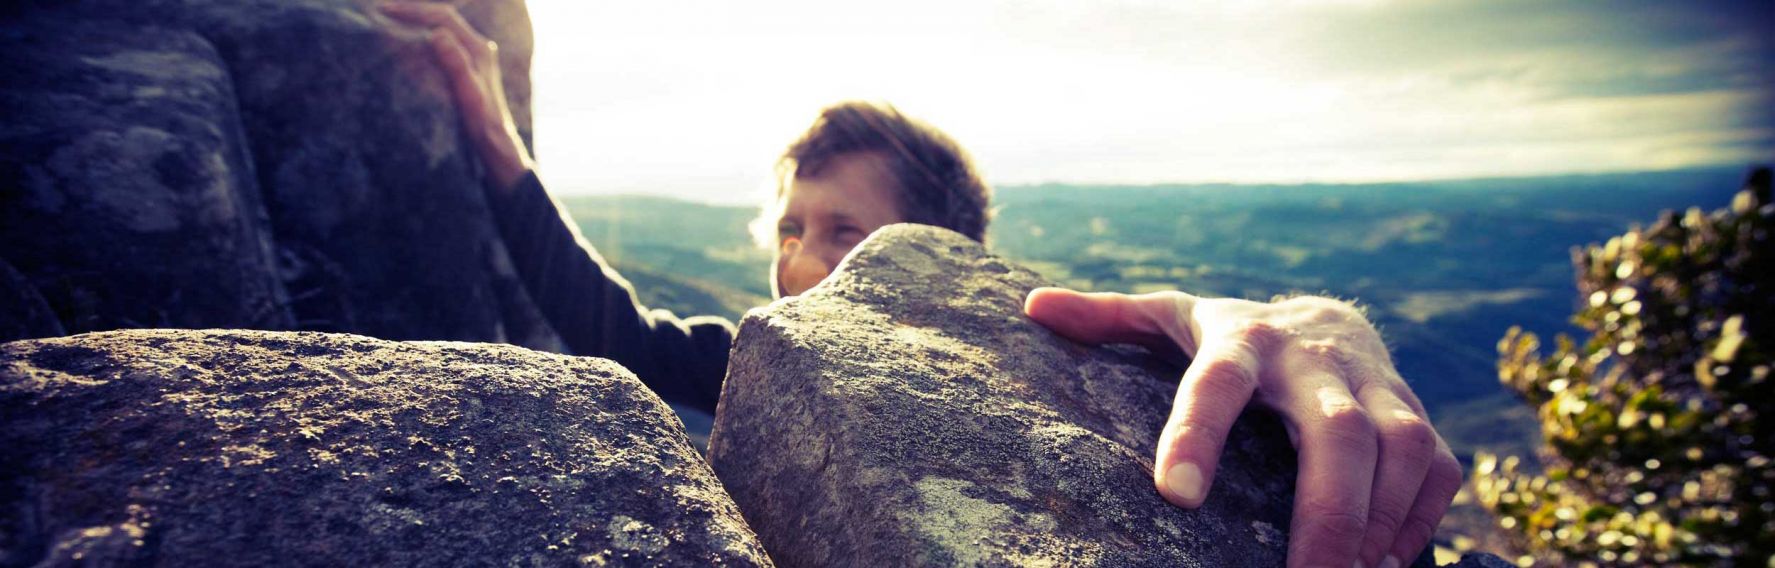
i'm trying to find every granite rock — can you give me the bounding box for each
[0,0,561,349]
[0,21,294,334]
[0,329,770,566]
[709,224,1303,566]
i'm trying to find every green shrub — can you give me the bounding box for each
[1474,168,1773,566]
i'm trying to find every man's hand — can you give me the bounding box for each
[1025,288,1462,568]
[380,1,533,194]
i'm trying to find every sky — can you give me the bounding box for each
[525,0,1774,203]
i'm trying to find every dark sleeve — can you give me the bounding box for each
[487,171,732,414]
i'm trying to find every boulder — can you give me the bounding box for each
[708,225,1511,566]
[183,0,550,345]
[709,224,1306,566]
[0,20,294,334]
[0,329,770,566]
[0,0,562,350]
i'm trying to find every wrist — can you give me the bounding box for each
[481,126,533,196]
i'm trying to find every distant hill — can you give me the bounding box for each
[557,194,773,319]
[560,166,1750,462]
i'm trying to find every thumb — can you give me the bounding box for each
[1024,287,1201,356]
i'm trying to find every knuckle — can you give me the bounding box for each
[1428,450,1465,489]
[1227,319,1284,348]
[1379,414,1438,461]
[1320,403,1377,443]
[1365,503,1407,535]
[1301,508,1370,542]
[1194,357,1258,392]
[1171,407,1231,440]
[1297,339,1354,367]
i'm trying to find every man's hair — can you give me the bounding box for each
[753,101,993,245]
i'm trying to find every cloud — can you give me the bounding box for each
[1292,0,1773,99]
[525,0,1774,200]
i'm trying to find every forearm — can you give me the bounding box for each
[487,171,731,413]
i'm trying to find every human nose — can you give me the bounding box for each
[777,237,833,297]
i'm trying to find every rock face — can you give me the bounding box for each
[0,0,561,349]
[0,21,292,335]
[0,329,770,566]
[708,224,1301,566]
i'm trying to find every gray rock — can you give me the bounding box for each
[185,0,549,345]
[0,0,562,350]
[0,329,770,566]
[0,21,294,334]
[708,224,1302,566]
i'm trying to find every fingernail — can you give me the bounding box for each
[1163,462,1204,504]
[1378,556,1400,568]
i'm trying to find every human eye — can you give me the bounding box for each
[777,221,803,245]
[833,225,866,246]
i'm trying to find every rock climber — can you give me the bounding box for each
[381,3,1462,566]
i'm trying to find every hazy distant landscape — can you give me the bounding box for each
[562,166,1750,462]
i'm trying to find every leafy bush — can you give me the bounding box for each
[1474,168,1772,565]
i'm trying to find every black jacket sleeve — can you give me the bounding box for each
[487,171,732,414]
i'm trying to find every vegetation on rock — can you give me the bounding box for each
[1475,168,1773,566]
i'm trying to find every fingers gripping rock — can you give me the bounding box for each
[710,224,1304,567]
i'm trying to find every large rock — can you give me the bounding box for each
[181,0,549,345]
[0,20,293,334]
[709,224,1303,566]
[0,329,769,566]
[0,0,561,349]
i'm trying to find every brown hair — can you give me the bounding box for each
[758,101,993,243]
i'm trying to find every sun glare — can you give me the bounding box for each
[526,0,1772,202]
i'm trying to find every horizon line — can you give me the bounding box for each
[553,162,1765,206]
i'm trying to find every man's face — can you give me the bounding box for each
[771,152,906,298]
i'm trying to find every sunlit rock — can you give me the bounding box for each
[0,329,770,566]
[710,224,1309,566]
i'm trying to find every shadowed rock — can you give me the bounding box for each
[0,259,64,343]
[0,329,770,566]
[184,0,548,345]
[709,224,1303,566]
[0,0,561,349]
[0,21,293,334]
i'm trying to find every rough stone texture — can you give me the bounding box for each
[0,329,770,566]
[708,224,1298,566]
[0,0,562,349]
[0,21,293,334]
[708,225,1508,567]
